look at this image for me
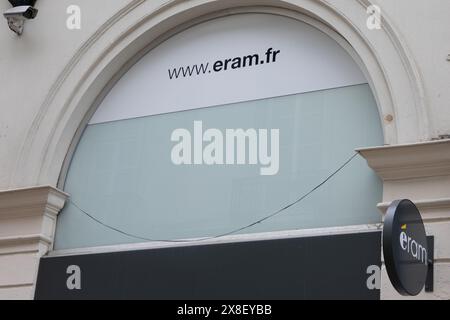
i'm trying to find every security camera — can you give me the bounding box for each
[3,5,38,36]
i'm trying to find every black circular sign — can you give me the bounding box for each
[383,199,428,296]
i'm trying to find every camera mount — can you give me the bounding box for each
[4,0,38,36]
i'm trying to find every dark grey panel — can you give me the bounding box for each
[35,232,381,300]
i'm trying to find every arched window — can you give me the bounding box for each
[54,13,383,250]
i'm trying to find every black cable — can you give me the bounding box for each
[70,201,203,243]
[69,152,359,243]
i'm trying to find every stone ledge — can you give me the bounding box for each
[357,139,450,180]
[377,197,450,222]
[0,186,68,299]
[0,186,68,254]
[0,234,53,247]
[0,186,69,219]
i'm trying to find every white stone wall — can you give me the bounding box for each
[0,0,449,299]
[373,0,450,138]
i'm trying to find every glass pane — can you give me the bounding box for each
[54,84,383,250]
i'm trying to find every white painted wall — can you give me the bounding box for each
[373,0,450,138]
[0,0,131,189]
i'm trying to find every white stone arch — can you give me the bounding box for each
[12,0,429,189]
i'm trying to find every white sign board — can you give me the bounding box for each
[90,14,367,125]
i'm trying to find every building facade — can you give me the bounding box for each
[0,0,449,299]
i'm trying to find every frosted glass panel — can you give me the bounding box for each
[55,84,383,249]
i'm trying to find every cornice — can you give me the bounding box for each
[0,186,69,219]
[357,139,450,181]
[0,234,53,247]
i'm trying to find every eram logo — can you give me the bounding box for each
[171,121,280,176]
[399,225,428,265]
[383,199,430,296]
